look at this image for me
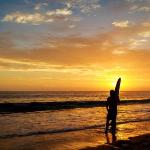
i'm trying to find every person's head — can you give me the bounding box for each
[110,90,115,97]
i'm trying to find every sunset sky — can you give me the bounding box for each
[0,0,150,91]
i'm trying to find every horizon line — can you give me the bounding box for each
[0,90,150,92]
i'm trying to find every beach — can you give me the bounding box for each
[81,134,150,150]
[0,91,150,150]
[0,121,149,150]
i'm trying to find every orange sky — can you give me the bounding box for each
[0,0,150,91]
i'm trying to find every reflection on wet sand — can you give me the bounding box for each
[105,132,116,144]
[81,134,150,150]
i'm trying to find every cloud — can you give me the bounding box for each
[138,6,150,12]
[130,5,150,13]
[2,11,53,25]
[69,17,82,22]
[68,24,76,28]
[112,20,130,28]
[112,49,126,55]
[0,57,105,78]
[129,38,147,49]
[0,57,68,71]
[34,3,48,10]
[2,7,72,25]
[139,31,150,37]
[0,20,149,68]
[126,0,137,2]
[142,22,150,27]
[80,3,101,13]
[46,8,72,16]
[1,0,102,25]
[0,38,149,92]
[74,43,88,48]
[64,0,101,14]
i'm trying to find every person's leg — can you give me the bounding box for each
[111,115,116,134]
[105,115,110,133]
[112,132,116,142]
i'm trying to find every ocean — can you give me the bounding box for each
[0,91,150,150]
[0,91,150,103]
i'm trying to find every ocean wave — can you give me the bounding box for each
[0,118,149,139]
[0,99,150,113]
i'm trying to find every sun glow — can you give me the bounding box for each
[102,72,131,91]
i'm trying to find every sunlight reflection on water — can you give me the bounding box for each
[0,103,149,138]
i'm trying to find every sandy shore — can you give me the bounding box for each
[0,128,149,150]
[80,133,150,150]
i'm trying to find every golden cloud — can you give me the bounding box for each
[139,31,150,38]
[112,20,130,28]
[0,21,149,68]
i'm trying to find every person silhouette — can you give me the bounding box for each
[105,90,120,134]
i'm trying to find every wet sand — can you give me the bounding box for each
[0,122,149,150]
[81,133,150,150]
